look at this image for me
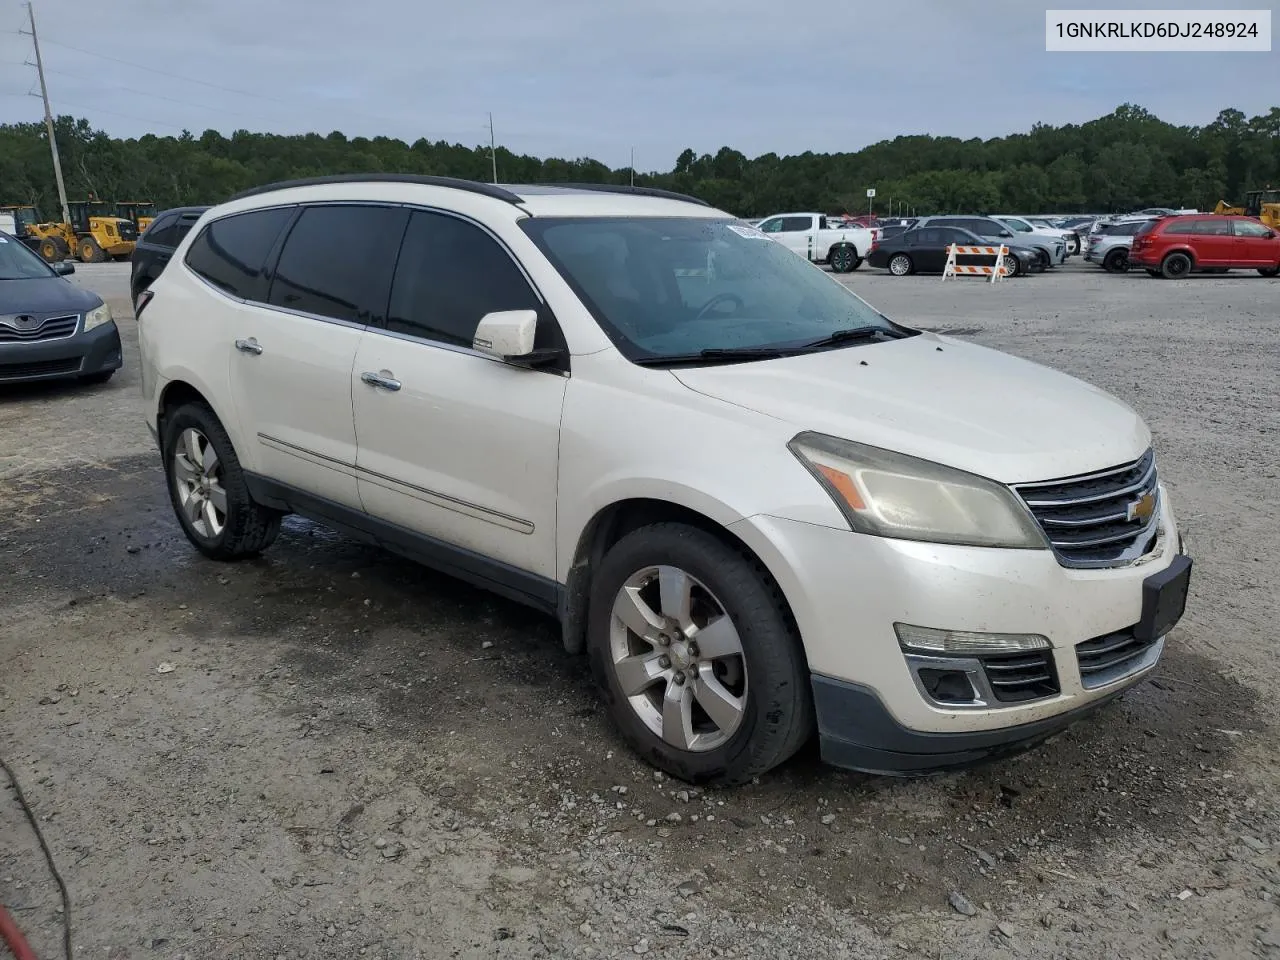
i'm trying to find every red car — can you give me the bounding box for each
[1129,214,1280,278]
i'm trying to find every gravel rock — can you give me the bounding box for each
[949,891,978,917]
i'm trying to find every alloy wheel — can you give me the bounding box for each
[889,255,911,276]
[172,427,227,539]
[609,565,747,752]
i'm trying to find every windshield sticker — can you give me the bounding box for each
[728,224,770,240]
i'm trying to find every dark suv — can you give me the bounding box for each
[131,206,208,305]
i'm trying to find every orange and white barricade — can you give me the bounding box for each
[942,244,1010,283]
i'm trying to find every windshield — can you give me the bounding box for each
[521,217,908,363]
[999,218,1034,233]
[0,233,55,280]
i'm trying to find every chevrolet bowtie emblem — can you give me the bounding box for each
[1127,492,1156,523]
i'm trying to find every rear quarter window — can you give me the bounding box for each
[184,207,293,301]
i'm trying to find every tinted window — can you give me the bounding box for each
[757,218,783,234]
[268,205,407,324]
[1234,219,1272,238]
[779,216,813,232]
[143,212,178,246]
[173,214,200,245]
[185,207,293,301]
[939,228,973,244]
[387,211,539,348]
[1163,221,1195,235]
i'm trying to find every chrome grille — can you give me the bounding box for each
[0,313,79,344]
[1076,630,1160,689]
[1014,449,1160,569]
[980,651,1059,703]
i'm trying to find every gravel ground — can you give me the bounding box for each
[2,261,1278,960]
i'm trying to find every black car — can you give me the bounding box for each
[131,205,208,305]
[0,230,122,385]
[866,225,1043,277]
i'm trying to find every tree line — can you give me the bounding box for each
[1,103,1276,219]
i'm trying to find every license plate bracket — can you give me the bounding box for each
[1135,554,1192,642]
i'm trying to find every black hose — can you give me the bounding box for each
[1,757,72,960]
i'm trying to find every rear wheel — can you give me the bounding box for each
[587,524,813,785]
[828,245,860,273]
[78,237,106,263]
[1259,266,1279,277]
[1161,252,1192,279]
[1103,249,1129,273]
[38,238,64,262]
[888,253,913,276]
[162,402,282,560]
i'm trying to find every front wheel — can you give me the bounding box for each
[1103,249,1129,273]
[1161,252,1192,279]
[587,524,813,786]
[888,253,913,276]
[1001,255,1021,277]
[162,402,282,560]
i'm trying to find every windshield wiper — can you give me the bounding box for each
[795,326,898,350]
[633,346,796,367]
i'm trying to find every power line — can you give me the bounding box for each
[38,36,298,106]
[45,96,189,130]
[36,64,288,128]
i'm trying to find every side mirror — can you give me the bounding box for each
[53,260,75,276]
[472,309,561,368]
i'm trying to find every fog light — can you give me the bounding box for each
[894,623,1050,656]
[917,668,978,704]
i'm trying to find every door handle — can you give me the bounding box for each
[361,371,402,392]
[234,337,263,355]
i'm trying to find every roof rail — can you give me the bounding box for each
[227,173,524,205]
[545,182,711,207]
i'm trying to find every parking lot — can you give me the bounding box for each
[2,260,1278,959]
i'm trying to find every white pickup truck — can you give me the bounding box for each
[755,212,874,273]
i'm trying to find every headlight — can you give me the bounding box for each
[788,432,1047,549]
[84,303,113,331]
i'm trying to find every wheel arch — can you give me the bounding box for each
[559,497,802,658]
[156,376,243,461]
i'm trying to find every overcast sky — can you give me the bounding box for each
[1,0,1276,170]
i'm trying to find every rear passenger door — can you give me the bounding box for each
[1187,218,1234,265]
[351,209,567,585]
[222,203,407,510]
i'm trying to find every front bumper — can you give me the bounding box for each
[0,321,123,383]
[729,490,1186,773]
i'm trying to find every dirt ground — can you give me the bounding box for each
[2,261,1278,960]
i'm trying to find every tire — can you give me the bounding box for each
[1036,250,1051,270]
[888,253,913,276]
[38,238,62,262]
[1161,252,1192,279]
[1259,266,1279,277]
[1103,249,1129,273]
[586,523,813,786]
[79,370,115,385]
[162,402,282,561]
[79,237,106,263]
[1001,255,1020,278]
[828,245,859,273]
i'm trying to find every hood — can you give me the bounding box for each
[672,332,1149,484]
[0,275,101,317]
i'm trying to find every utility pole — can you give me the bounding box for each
[488,112,497,184]
[630,147,635,187]
[26,1,70,225]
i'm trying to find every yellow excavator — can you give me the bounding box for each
[116,201,156,233]
[0,204,69,261]
[5,200,137,262]
[1214,189,1280,229]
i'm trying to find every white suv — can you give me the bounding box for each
[137,175,1193,785]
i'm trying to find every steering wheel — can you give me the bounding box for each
[694,292,745,322]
